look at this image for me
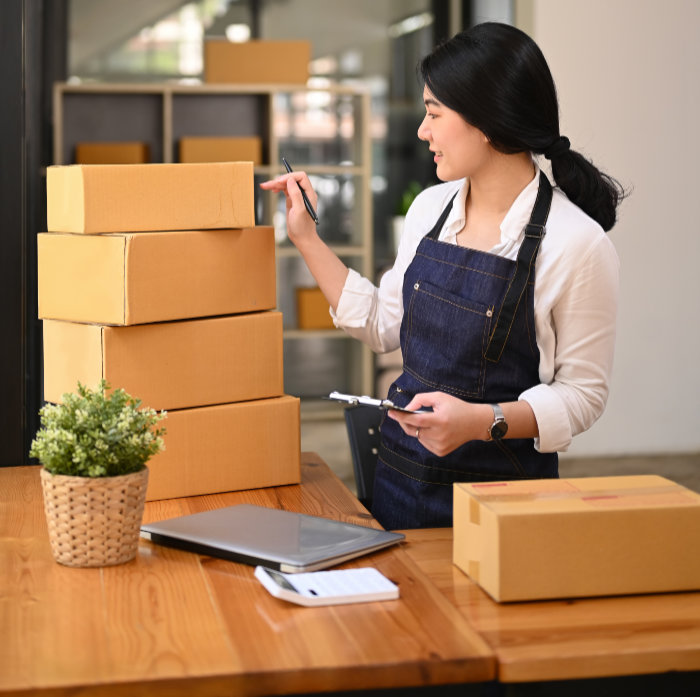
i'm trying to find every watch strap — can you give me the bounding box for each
[487,403,508,441]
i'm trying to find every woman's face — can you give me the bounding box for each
[417,86,491,181]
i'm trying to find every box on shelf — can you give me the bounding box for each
[204,39,311,85]
[145,395,300,500]
[453,475,700,602]
[42,312,284,410]
[75,142,150,164]
[179,136,263,165]
[47,162,255,234]
[296,287,334,330]
[38,227,275,325]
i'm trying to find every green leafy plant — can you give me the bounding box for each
[396,181,423,216]
[30,380,166,478]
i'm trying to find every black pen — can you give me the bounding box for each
[282,157,319,225]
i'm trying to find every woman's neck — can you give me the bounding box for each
[467,151,536,218]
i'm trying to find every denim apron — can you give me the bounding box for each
[373,171,558,529]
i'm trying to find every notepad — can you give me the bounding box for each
[140,504,405,573]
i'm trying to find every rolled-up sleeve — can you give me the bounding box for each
[331,266,404,354]
[332,268,376,329]
[521,232,620,452]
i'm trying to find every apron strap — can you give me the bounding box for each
[484,171,553,362]
[426,191,459,240]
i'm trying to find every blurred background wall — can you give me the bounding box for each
[517,0,700,456]
[1,0,697,464]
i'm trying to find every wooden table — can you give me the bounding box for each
[402,527,700,684]
[0,454,494,697]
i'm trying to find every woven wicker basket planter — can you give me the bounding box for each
[40,467,149,567]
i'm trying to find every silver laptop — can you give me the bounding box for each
[140,504,405,573]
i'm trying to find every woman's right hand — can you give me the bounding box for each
[259,171,319,249]
[261,171,350,313]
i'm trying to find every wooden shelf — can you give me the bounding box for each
[53,81,375,403]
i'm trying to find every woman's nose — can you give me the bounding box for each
[417,116,430,142]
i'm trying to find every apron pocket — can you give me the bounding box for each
[403,280,493,399]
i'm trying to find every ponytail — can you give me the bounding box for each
[544,139,626,232]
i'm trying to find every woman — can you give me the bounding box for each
[261,22,625,530]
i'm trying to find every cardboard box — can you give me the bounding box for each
[38,227,276,325]
[145,395,300,500]
[296,287,334,330]
[453,475,700,602]
[43,312,284,410]
[47,162,255,234]
[179,137,263,165]
[204,39,310,85]
[75,142,150,164]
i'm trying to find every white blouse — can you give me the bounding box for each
[331,166,620,453]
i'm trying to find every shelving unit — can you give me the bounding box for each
[53,82,374,417]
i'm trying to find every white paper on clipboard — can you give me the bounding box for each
[326,391,433,414]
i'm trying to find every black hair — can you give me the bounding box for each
[420,22,626,231]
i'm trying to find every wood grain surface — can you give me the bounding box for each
[401,527,700,683]
[0,455,494,696]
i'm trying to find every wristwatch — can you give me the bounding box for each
[487,403,508,441]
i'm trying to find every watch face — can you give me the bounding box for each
[491,421,508,440]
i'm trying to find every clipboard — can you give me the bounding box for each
[326,390,433,414]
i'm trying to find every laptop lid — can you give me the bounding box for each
[140,504,405,573]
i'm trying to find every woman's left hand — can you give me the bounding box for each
[387,392,491,456]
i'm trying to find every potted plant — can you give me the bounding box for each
[30,380,166,568]
[391,181,422,254]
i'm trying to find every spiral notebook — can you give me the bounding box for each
[140,503,404,573]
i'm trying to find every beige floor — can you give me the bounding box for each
[301,418,700,495]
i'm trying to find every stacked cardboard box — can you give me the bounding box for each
[39,162,301,500]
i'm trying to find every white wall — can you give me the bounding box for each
[518,0,700,456]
